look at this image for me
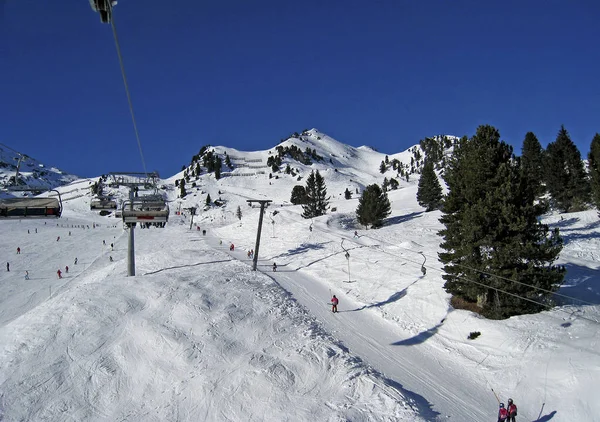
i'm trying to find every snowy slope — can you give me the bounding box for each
[1,129,599,421]
[0,144,79,195]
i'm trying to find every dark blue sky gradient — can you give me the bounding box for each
[1,0,599,177]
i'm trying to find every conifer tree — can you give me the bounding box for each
[290,185,308,205]
[356,184,391,228]
[379,161,386,174]
[439,125,564,319]
[301,170,329,218]
[205,194,212,206]
[236,205,242,220]
[417,159,443,211]
[544,126,590,212]
[587,133,600,209]
[520,132,545,198]
[179,180,187,198]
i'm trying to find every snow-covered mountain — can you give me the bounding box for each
[0,144,79,196]
[1,129,598,421]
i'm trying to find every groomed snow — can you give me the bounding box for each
[1,130,599,421]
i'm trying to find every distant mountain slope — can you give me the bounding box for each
[0,144,79,196]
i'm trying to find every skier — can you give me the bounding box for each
[497,403,508,422]
[272,262,277,272]
[110,243,114,250]
[25,271,29,280]
[74,257,78,265]
[109,256,113,262]
[331,295,339,313]
[507,398,517,422]
[57,269,62,279]
[17,247,21,254]
[230,243,235,251]
[103,240,106,246]
[354,230,358,238]
[56,236,60,241]
[6,262,9,272]
[65,265,69,273]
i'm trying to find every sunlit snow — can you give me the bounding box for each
[1,129,598,421]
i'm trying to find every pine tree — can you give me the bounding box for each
[179,180,187,198]
[544,126,590,212]
[520,132,545,198]
[214,156,222,180]
[416,159,443,211]
[355,184,391,228]
[236,205,242,220]
[205,194,211,206]
[301,170,329,218]
[290,185,307,205]
[587,133,600,209]
[379,161,387,174]
[439,125,564,319]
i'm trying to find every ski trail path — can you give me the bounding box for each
[205,234,490,421]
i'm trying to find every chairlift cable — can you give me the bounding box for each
[363,242,600,325]
[109,13,149,177]
[373,237,597,307]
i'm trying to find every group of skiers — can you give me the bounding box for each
[498,398,517,422]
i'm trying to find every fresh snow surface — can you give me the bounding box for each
[1,130,599,421]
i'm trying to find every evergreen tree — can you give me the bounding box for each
[290,185,308,205]
[544,126,590,212]
[416,159,443,211]
[379,161,387,174]
[587,134,600,209]
[179,180,187,198]
[355,184,391,228]
[236,205,242,220]
[439,125,564,319]
[301,170,329,218]
[344,188,352,200]
[214,157,222,180]
[520,132,545,198]
[205,194,212,206]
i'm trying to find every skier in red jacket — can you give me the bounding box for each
[497,403,508,422]
[331,295,339,313]
[507,398,517,422]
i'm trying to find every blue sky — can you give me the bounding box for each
[1,0,599,178]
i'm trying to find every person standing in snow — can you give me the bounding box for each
[507,398,517,422]
[74,257,78,265]
[25,271,29,280]
[17,247,21,254]
[331,295,339,313]
[272,262,277,272]
[6,262,9,272]
[65,265,69,274]
[57,269,62,279]
[497,403,508,422]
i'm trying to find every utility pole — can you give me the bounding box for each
[247,199,272,271]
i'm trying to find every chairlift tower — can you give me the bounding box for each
[109,172,168,276]
[247,199,272,271]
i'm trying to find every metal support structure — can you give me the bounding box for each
[187,207,197,230]
[341,239,351,283]
[127,189,135,276]
[247,199,272,271]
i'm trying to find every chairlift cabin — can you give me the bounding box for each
[0,196,62,218]
[121,197,169,228]
[90,197,117,210]
[89,0,116,24]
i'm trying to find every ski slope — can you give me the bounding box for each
[1,130,600,421]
